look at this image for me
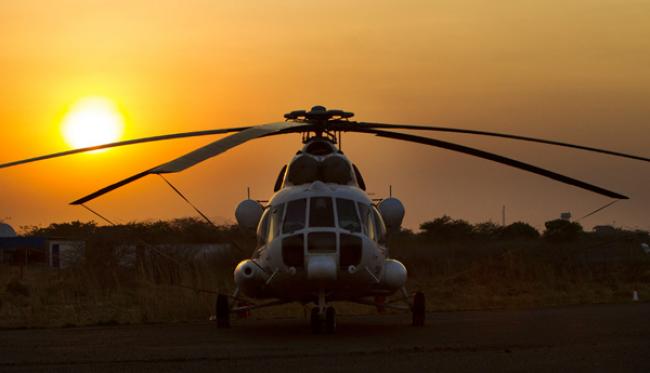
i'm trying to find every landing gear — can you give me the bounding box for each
[412,291,425,327]
[310,306,336,334]
[216,294,230,328]
[310,307,321,334]
[325,306,336,334]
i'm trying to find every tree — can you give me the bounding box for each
[419,215,474,241]
[543,219,583,242]
[474,221,503,240]
[500,222,540,240]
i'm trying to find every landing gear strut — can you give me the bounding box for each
[412,291,425,327]
[325,306,336,333]
[216,294,230,328]
[311,306,336,334]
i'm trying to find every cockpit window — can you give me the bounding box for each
[283,198,306,234]
[357,202,376,240]
[372,206,387,244]
[309,197,334,227]
[257,208,270,246]
[266,203,285,242]
[336,198,361,233]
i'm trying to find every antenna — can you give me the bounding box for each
[389,185,392,198]
[247,187,251,200]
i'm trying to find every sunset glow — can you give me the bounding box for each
[0,0,648,231]
[62,97,124,149]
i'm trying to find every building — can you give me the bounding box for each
[0,224,85,268]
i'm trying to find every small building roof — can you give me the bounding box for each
[0,223,17,238]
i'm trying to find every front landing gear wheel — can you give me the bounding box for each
[310,307,322,334]
[325,306,336,334]
[216,294,230,328]
[412,291,425,327]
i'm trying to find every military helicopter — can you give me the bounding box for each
[2,105,649,333]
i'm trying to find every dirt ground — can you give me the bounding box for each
[1,302,648,372]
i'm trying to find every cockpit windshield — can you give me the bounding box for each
[357,202,375,240]
[257,197,384,246]
[336,198,362,233]
[309,197,335,227]
[283,198,306,233]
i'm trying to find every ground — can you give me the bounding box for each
[1,302,648,372]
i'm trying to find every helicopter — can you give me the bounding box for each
[2,105,649,334]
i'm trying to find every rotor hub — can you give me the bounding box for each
[284,106,354,122]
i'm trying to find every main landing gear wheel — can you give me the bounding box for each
[216,294,230,328]
[412,291,425,327]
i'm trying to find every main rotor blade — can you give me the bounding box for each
[356,122,650,163]
[0,127,251,170]
[351,128,628,199]
[71,121,310,205]
[152,122,306,174]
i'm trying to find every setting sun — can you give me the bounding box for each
[61,97,124,149]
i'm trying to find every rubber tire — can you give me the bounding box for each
[310,307,322,334]
[216,294,230,328]
[412,291,425,327]
[325,307,336,334]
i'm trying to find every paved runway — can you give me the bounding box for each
[1,303,648,372]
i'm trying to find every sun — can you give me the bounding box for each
[62,97,124,149]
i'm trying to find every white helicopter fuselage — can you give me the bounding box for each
[233,139,408,304]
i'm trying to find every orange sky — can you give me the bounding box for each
[1,0,649,232]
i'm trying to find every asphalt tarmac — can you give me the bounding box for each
[1,303,648,372]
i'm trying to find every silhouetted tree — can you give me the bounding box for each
[500,222,540,240]
[419,215,474,241]
[543,219,583,242]
[474,221,504,240]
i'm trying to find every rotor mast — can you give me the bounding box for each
[284,106,354,144]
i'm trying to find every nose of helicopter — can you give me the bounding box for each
[306,255,337,281]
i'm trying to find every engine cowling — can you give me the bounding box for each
[381,259,407,290]
[377,197,405,231]
[235,199,263,230]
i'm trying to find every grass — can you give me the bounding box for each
[1,249,647,328]
[1,219,649,328]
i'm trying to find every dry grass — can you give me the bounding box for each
[1,233,649,328]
